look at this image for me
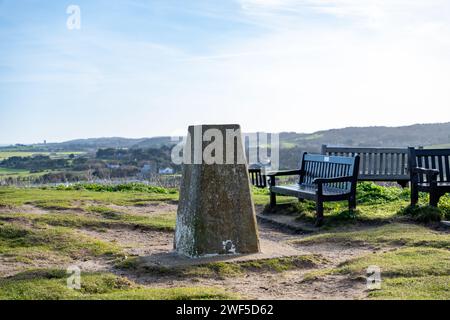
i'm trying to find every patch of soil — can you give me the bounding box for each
[85,201,177,217]
[0,205,49,215]
[123,266,367,300]
[109,203,177,216]
[79,228,173,256]
[0,202,382,299]
[98,220,374,299]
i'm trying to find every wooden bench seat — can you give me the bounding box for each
[268,153,360,225]
[271,184,350,198]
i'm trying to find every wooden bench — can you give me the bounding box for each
[408,147,450,207]
[322,145,410,187]
[267,153,360,225]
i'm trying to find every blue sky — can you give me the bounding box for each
[1,0,450,144]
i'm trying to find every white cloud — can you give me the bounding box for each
[169,0,450,133]
[4,0,450,142]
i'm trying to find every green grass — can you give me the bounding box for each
[297,221,450,299]
[116,255,325,279]
[0,151,85,161]
[336,247,450,300]
[0,152,38,160]
[2,183,450,300]
[0,187,178,208]
[0,211,176,232]
[0,269,236,300]
[0,222,122,263]
[337,247,450,278]
[300,247,450,299]
[0,168,53,179]
[54,183,177,194]
[294,223,450,249]
[368,276,450,300]
[399,205,446,222]
[0,168,30,176]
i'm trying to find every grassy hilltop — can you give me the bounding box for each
[0,183,449,300]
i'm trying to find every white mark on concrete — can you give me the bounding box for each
[222,240,236,254]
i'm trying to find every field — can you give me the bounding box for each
[0,183,449,300]
[0,168,54,179]
[0,151,85,161]
[0,151,86,179]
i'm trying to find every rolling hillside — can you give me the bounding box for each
[1,122,449,156]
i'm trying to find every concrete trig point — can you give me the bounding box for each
[175,124,260,258]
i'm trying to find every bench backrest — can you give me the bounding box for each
[300,153,359,192]
[322,145,409,181]
[408,147,450,183]
[248,168,267,188]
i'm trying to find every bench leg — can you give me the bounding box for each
[397,181,408,188]
[348,196,356,210]
[315,200,324,226]
[270,192,276,208]
[429,191,441,207]
[411,183,419,206]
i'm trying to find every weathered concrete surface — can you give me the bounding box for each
[175,124,260,257]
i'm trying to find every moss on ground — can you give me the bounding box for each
[0,187,177,208]
[1,184,450,300]
[0,211,176,232]
[293,223,450,249]
[0,269,236,300]
[116,255,326,279]
[0,221,122,262]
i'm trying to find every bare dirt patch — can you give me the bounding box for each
[96,219,373,299]
[85,201,177,217]
[0,202,378,299]
[79,228,173,256]
[0,205,49,215]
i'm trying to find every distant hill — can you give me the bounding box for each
[0,137,178,152]
[1,122,449,155]
[278,122,450,152]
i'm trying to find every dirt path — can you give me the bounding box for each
[79,220,373,300]
[1,204,375,299]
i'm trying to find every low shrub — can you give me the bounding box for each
[52,183,177,194]
[357,182,409,204]
[399,205,443,223]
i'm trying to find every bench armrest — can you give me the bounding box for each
[313,176,354,184]
[266,169,302,177]
[411,167,439,184]
[412,167,439,176]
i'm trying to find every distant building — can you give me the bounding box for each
[106,163,120,169]
[141,164,152,174]
[158,167,174,175]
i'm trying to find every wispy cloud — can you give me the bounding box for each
[1,0,450,143]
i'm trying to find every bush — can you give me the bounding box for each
[357,182,409,204]
[251,186,269,195]
[437,196,450,220]
[53,183,177,194]
[399,205,443,223]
